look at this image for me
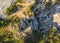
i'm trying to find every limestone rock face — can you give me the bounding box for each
[53,5,60,25]
[0,0,16,20]
[0,0,60,34]
[19,0,60,34]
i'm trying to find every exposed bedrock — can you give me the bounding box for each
[19,0,60,34]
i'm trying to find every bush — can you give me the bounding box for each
[0,28,24,43]
[5,4,18,15]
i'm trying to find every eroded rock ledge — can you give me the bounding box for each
[19,0,60,34]
[0,0,60,39]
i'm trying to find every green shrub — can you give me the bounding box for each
[5,4,17,15]
[0,28,24,43]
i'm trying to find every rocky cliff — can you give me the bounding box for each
[0,0,16,20]
[0,0,60,41]
[19,0,60,34]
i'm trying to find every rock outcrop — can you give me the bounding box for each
[0,0,60,36]
[19,0,60,34]
[0,0,16,20]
